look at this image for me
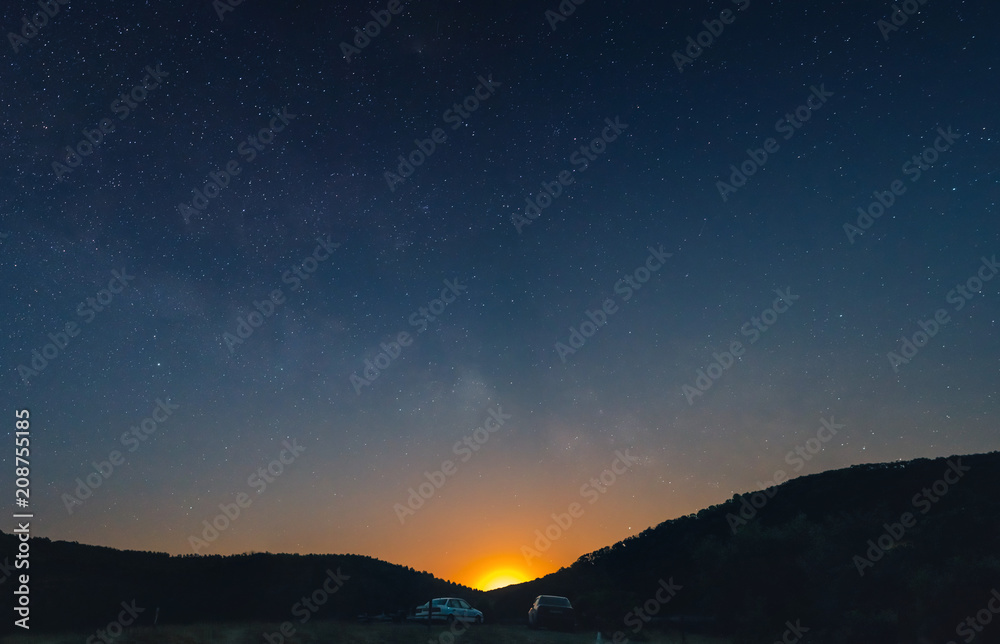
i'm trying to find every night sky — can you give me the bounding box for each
[2,0,997,591]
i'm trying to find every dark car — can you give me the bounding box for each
[528,595,575,631]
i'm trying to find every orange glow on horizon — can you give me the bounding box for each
[477,568,528,591]
[455,552,533,590]
[67,447,714,594]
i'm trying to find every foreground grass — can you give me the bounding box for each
[0,621,732,644]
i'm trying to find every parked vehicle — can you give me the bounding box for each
[528,595,575,631]
[411,598,484,624]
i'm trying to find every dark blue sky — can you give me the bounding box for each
[1,0,997,587]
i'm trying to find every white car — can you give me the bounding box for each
[412,597,484,624]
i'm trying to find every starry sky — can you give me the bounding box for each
[1,0,997,590]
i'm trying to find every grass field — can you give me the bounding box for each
[0,621,732,644]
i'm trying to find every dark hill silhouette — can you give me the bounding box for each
[486,450,1000,643]
[3,451,998,643]
[0,544,483,635]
